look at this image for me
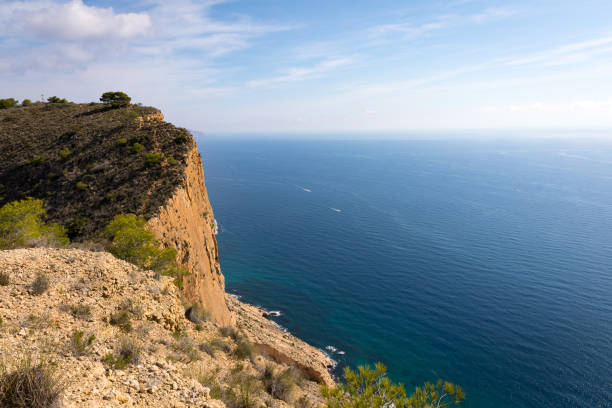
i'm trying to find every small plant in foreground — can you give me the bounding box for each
[30,273,49,295]
[0,358,64,408]
[0,272,9,286]
[322,363,465,408]
[71,330,95,356]
[76,181,88,190]
[117,137,127,145]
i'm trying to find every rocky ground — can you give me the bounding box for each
[0,248,333,407]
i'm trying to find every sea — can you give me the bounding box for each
[194,137,612,408]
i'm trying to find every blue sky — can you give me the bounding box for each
[2,0,612,133]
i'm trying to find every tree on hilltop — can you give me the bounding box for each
[100,91,131,108]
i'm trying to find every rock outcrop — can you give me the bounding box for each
[147,145,232,326]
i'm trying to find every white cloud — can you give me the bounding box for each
[1,0,151,40]
[248,58,354,87]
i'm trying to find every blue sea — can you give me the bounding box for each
[195,137,612,408]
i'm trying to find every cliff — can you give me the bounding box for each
[0,102,231,325]
[146,146,232,325]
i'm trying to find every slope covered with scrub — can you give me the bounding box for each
[0,102,190,240]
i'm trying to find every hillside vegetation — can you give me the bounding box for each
[0,101,192,240]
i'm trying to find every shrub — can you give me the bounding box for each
[71,330,95,356]
[131,142,145,153]
[321,363,465,408]
[76,181,88,190]
[68,304,91,320]
[171,335,200,362]
[110,310,132,333]
[66,216,90,239]
[225,373,261,408]
[102,337,140,369]
[100,91,131,108]
[0,272,9,286]
[0,359,64,408]
[30,273,49,295]
[117,137,127,145]
[28,156,45,165]
[0,199,69,249]
[59,148,71,159]
[47,96,67,104]
[21,99,32,107]
[0,98,18,109]
[104,214,188,285]
[261,365,301,402]
[144,152,162,167]
[174,133,188,144]
[167,156,178,165]
[220,326,240,340]
[232,338,257,361]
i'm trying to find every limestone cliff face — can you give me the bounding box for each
[147,142,233,326]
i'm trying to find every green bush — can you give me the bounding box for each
[117,138,127,145]
[71,330,95,356]
[104,214,188,286]
[0,199,69,249]
[0,98,18,109]
[28,156,46,165]
[167,156,178,165]
[100,91,131,108]
[131,142,145,153]
[0,272,9,286]
[0,358,64,408]
[322,363,465,408]
[59,148,71,159]
[76,181,88,191]
[47,96,67,104]
[102,337,140,370]
[21,99,32,107]
[145,152,162,167]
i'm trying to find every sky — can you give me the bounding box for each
[2,0,612,134]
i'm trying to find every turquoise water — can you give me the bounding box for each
[196,138,612,408]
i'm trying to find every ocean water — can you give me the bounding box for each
[195,138,612,408]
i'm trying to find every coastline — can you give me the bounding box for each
[227,294,335,387]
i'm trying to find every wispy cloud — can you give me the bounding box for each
[370,7,516,39]
[505,36,612,67]
[247,57,354,87]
